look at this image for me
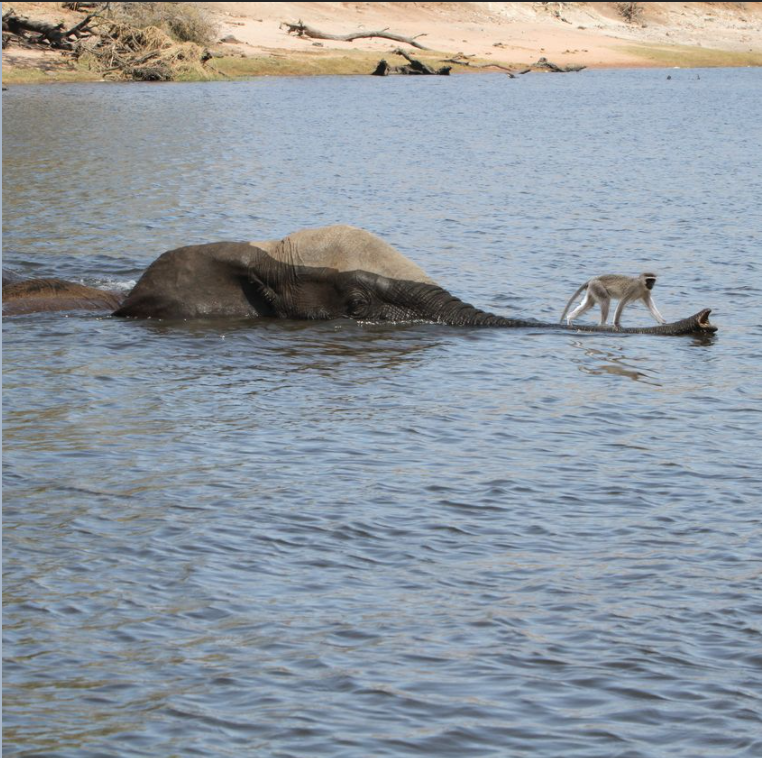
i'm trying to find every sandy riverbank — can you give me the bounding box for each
[3,2,762,84]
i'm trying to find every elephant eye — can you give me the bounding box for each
[346,292,370,316]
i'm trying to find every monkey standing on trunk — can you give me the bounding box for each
[560,273,666,328]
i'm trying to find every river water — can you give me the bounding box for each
[3,69,761,757]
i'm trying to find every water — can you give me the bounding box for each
[3,70,762,757]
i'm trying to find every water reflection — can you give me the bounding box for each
[117,316,450,374]
[567,341,659,384]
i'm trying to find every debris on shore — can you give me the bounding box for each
[2,3,216,81]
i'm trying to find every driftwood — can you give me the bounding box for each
[2,6,212,82]
[530,56,586,72]
[372,50,586,78]
[61,2,109,10]
[442,53,517,77]
[372,48,450,76]
[281,19,429,50]
[442,54,585,75]
[438,54,585,76]
[2,7,97,50]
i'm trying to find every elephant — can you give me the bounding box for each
[2,269,124,316]
[3,268,26,287]
[114,225,716,335]
[4,226,715,335]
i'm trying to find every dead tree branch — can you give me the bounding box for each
[372,48,450,76]
[281,19,429,50]
[2,7,97,49]
[62,2,109,10]
[531,56,586,72]
[442,53,517,77]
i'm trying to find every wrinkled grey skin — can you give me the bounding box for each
[115,225,716,336]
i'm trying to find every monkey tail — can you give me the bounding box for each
[559,281,589,323]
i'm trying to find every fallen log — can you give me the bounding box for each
[61,2,108,10]
[531,56,586,73]
[372,48,450,76]
[281,19,429,50]
[2,7,96,50]
[442,53,516,77]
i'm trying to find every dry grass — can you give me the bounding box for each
[621,43,762,68]
[212,51,379,78]
[61,2,221,80]
[212,50,510,79]
[3,47,503,82]
[615,2,645,24]
[75,20,215,80]
[107,2,218,46]
[7,43,759,84]
[1,64,101,84]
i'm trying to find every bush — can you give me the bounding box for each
[109,2,218,46]
[615,2,644,24]
[76,5,218,82]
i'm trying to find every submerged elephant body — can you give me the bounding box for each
[115,225,716,335]
[5,225,716,335]
[114,225,517,325]
[2,273,124,316]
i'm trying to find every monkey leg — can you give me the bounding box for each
[599,299,611,325]
[613,296,633,328]
[583,281,609,325]
[644,293,667,324]
[567,292,596,324]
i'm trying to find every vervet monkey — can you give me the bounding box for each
[560,273,666,328]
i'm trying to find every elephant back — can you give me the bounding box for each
[252,224,437,285]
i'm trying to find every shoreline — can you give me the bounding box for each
[4,44,760,86]
[3,1,761,85]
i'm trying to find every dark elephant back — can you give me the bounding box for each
[113,242,267,319]
[3,268,26,287]
[3,277,124,316]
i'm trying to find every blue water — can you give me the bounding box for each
[3,69,762,757]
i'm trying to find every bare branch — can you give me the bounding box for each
[281,20,429,50]
[2,8,97,49]
[372,49,450,76]
[442,54,517,76]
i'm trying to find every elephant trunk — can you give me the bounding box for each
[395,283,534,327]
[403,284,716,336]
[557,308,716,336]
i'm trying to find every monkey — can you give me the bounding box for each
[560,273,666,328]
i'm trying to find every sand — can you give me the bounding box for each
[3,2,762,83]
[206,2,762,69]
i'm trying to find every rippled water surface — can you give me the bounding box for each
[3,70,762,757]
